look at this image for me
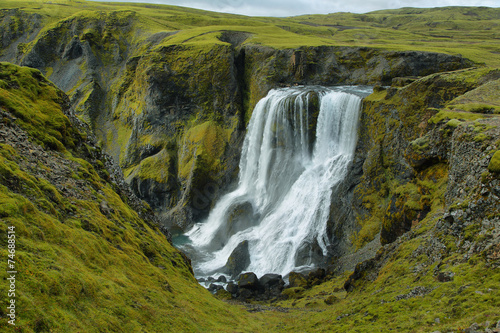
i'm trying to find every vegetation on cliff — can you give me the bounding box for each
[0,1,499,332]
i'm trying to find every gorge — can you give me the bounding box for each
[0,2,499,332]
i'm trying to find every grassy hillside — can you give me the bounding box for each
[0,1,499,65]
[0,62,270,331]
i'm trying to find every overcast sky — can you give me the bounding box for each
[90,0,500,16]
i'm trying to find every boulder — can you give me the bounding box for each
[259,273,285,299]
[216,275,227,283]
[237,272,260,291]
[226,282,239,296]
[225,240,251,278]
[208,283,224,293]
[307,268,326,286]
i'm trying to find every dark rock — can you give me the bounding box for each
[295,239,325,267]
[62,37,83,60]
[288,272,307,288]
[259,274,285,298]
[344,259,377,292]
[207,283,223,293]
[197,278,206,283]
[259,274,284,288]
[436,271,454,282]
[226,282,239,295]
[237,272,260,290]
[307,268,326,286]
[238,288,253,300]
[225,240,250,278]
[216,275,227,283]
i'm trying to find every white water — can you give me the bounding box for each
[185,86,367,278]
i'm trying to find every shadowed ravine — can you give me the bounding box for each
[179,86,372,280]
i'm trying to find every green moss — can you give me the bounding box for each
[0,62,78,151]
[410,136,429,153]
[429,109,485,124]
[488,150,500,173]
[446,119,462,128]
[178,120,229,180]
[0,62,271,331]
[473,133,491,142]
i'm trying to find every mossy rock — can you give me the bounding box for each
[488,150,500,173]
[288,272,308,288]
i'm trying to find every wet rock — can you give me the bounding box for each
[226,282,238,295]
[259,273,284,289]
[208,283,223,293]
[295,239,325,267]
[237,272,260,291]
[216,275,227,283]
[259,273,285,297]
[225,240,250,278]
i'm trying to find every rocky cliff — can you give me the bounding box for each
[0,6,475,233]
[0,2,499,331]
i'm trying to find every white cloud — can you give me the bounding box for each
[88,0,499,16]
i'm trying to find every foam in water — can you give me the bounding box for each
[184,86,368,278]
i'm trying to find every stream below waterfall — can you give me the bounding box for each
[175,85,373,284]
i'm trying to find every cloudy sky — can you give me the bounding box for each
[91,0,499,16]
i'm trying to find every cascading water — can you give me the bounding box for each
[183,86,371,279]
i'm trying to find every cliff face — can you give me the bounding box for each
[339,66,500,286]
[0,8,475,231]
[0,3,499,331]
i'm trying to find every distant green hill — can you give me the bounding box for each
[1,1,499,66]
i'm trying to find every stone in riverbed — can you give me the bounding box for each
[224,240,250,278]
[237,272,260,290]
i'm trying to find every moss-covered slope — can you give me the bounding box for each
[0,62,267,331]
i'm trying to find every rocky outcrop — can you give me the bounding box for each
[224,240,251,278]
[343,67,500,295]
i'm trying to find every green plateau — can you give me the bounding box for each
[0,0,499,332]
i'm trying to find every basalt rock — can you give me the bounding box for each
[225,240,251,278]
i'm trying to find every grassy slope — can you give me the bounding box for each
[0,62,272,332]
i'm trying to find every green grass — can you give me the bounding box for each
[1,1,499,66]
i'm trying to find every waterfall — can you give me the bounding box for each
[184,86,369,278]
